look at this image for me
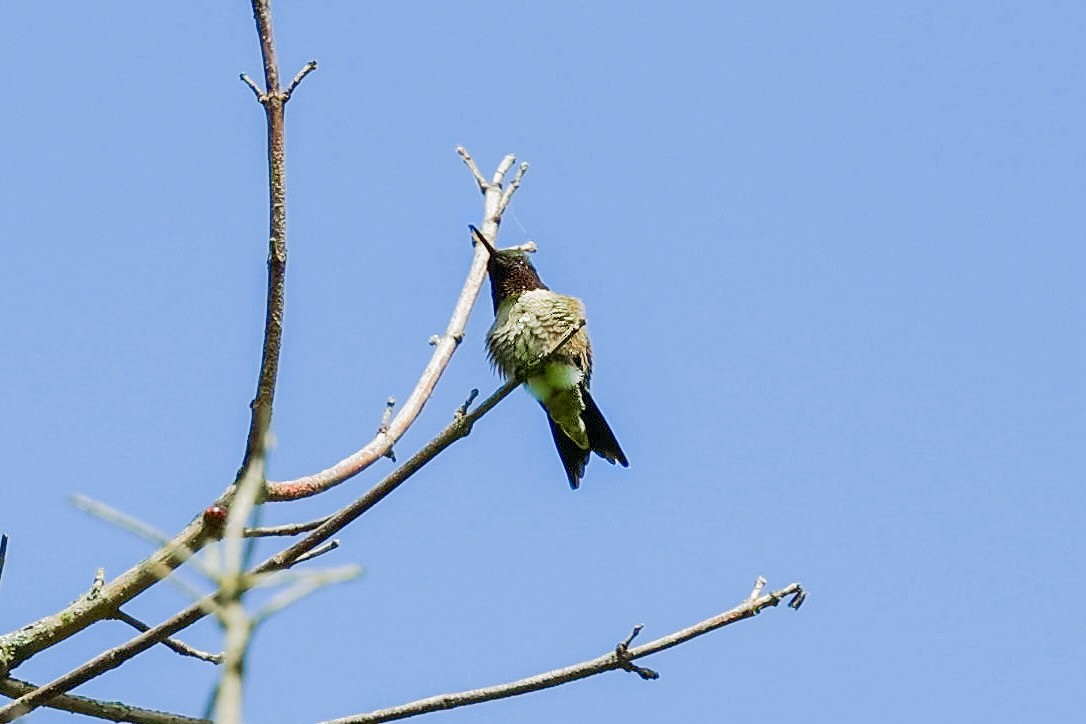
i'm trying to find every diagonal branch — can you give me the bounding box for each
[113,609,222,664]
[264,149,528,501]
[0,677,209,724]
[317,582,806,724]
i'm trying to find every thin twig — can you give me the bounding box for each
[455,389,479,419]
[244,516,329,537]
[264,150,526,501]
[378,397,396,434]
[113,609,223,664]
[508,240,537,253]
[239,73,262,99]
[0,677,210,724]
[317,583,805,724]
[614,625,658,680]
[749,575,767,600]
[290,539,340,565]
[284,60,318,98]
[0,535,7,589]
[457,146,489,190]
[497,161,529,214]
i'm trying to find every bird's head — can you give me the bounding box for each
[470,225,547,310]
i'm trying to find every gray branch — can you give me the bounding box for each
[318,582,805,724]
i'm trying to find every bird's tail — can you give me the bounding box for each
[546,415,589,490]
[582,387,629,469]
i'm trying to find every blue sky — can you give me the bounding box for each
[1,2,1083,722]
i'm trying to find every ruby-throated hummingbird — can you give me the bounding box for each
[470,225,628,489]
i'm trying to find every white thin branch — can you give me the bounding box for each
[263,149,525,502]
[457,146,489,190]
[497,161,529,214]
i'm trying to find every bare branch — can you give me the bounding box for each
[493,154,517,183]
[290,539,341,565]
[264,149,525,501]
[0,677,210,724]
[507,240,537,253]
[456,146,488,191]
[214,4,301,718]
[317,583,805,724]
[245,516,329,537]
[113,609,223,665]
[749,575,767,600]
[497,161,529,214]
[454,389,479,419]
[236,0,293,479]
[239,73,263,99]
[284,60,318,99]
[614,625,658,680]
[378,396,396,434]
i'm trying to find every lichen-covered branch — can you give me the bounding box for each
[0,677,209,724]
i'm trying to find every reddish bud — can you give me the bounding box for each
[203,505,228,528]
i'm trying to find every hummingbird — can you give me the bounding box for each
[470,225,628,489]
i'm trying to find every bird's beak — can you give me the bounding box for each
[469,225,498,256]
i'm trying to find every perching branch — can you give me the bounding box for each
[317,581,806,724]
[264,149,528,501]
[0,677,209,724]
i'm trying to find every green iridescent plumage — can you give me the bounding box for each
[471,225,628,489]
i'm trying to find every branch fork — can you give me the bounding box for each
[615,626,658,680]
[240,60,318,103]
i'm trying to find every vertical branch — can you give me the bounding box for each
[218,2,313,722]
[239,0,288,477]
